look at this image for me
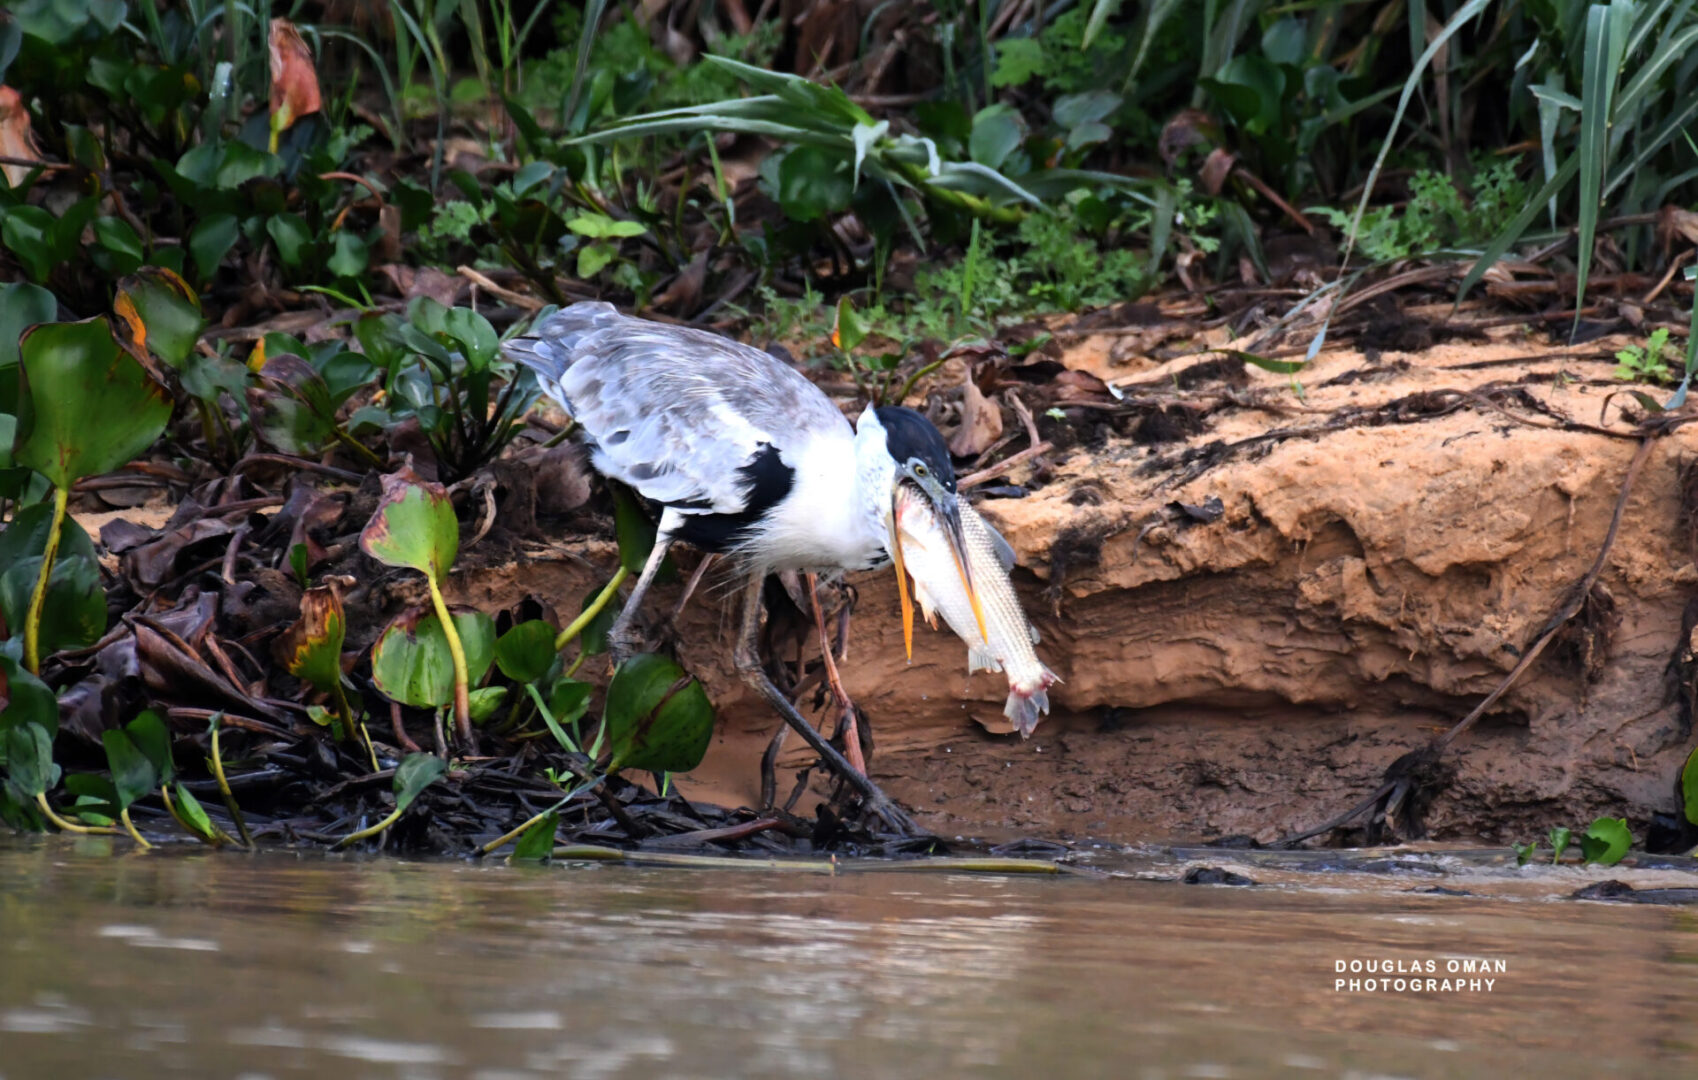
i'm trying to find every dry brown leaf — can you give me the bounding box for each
[948,372,1004,457]
[268,19,322,143]
[0,85,44,188]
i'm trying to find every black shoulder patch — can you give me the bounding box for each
[875,405,957,492]
[668,442,795,553]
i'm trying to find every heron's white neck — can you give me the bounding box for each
[740,407,894,575]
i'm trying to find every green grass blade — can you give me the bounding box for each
[565,0,608,122]
[1339,0,1492,267]
[1573,2,1632,340]
[1082,0,1122,50]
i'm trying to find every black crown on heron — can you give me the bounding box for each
[503,302,983,832]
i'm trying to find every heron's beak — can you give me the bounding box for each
[894,469,987,647]
[888,495,914,662]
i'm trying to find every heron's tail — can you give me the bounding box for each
[501,301,623,383]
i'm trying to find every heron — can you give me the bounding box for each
[504,301,986,834]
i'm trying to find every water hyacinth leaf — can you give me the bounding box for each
[0,554,106,657]
[1580,817,1632,865]
[1548,825,1573,861]
[602,653,714,775]
[172,783,217,840]
[102,728,157,810]
[468,686,508,724]
[548,678,593,727]
[266,212,314,268]
[610,484,655,575]
[0,206,54,282]
[371,608,495,708]
[112,267,204,371]
[189,212,239,281]
[64,774,120,826]
[3,723,58,798]
[0,645,56,737]
[0,282,56,373]
[126,710,174,785]
[392,752,446,813]
[495,619,559,684]
[512,810,557,861]
[13,318,172,489]
[360,468,459,578]
[247,352,337,455]
[279,584,347,694]
[1514,841,1538,866]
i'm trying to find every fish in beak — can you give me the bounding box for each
[891,467,987,660]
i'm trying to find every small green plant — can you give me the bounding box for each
[1313,159,1530,264]
[1515,817,1633,866]
[1613,327,1681,384]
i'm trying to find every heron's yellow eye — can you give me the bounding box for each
[913,462,928,477]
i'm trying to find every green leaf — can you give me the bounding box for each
[1682,745,1698,826]
[172,783,217,840]
[991,37,1045,89]
[602,653,714,775]
[0,554,106,658]
[247,352,338,455]
[1514,841,1538,866]
[327,231,368,279]
[113,267,205,371]
[126,710,174,785]
[189,213,239,281]
[468,686,508,724]
[577,242,616,278]
[266,213,314,268]
[65,774,120,826]
[392,752,446,813]
[360,467,460,579]
[777,146,852,222]
[3,722,58,798]
[611,483,656,575]
[0,643,57,738]
[512,810,557,861]
[969,104,1025,170]
[371,608,496,709]
[1548,825,1572,862]
[0,206,56,282]
[13,318,173,488]
[279,585,347,695]
[102,728,157,810]
[547,677,593,727]
[833,296,869,352]
[1580,816,1632,866]
[92,216,144,274]
[288,542,311,587]
[0,282,57,372]
[495,619,559,684]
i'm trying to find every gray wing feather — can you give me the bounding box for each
[503,302,849,515]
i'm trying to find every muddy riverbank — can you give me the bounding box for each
[439,327,1698,846]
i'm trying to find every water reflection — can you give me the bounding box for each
[0,838,1694,1078]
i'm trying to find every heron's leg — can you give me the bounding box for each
[805,572,866,777]
[732,573,920,836]
[665,553,715,627]
[608,515,678,665]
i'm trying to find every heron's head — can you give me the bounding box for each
[855,405,986,658]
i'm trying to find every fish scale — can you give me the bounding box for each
[895,488,1058,737]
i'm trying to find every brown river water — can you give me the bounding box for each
[1,836,1696,1079]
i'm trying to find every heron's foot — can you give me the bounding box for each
[606,624,646,668]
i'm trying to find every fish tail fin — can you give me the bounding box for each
[1004,666,1059,738]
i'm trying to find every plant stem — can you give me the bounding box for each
[425,571,473,746]
[22,485,69,674]
[119,807,153,849]
[210,723,253,847]
[34,793,120,835]
[555,565,628,652]
[331,805,403,850]
[160,783,226,846]
[478,773,602,856]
